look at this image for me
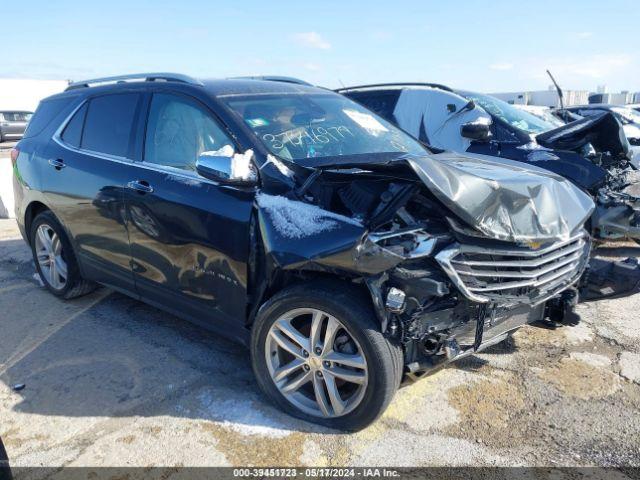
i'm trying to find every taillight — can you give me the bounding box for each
[10,148,19,167]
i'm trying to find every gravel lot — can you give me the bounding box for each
[1,203,639,468]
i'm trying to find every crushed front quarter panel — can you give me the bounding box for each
[536,111,631,160]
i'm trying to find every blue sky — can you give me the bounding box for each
[3,0,638,92]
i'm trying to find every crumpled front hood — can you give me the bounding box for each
[536,112,631,159]
[407,152,595,243]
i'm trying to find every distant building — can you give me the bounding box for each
[588,91,634,105]
[0,78,68,111]
[489,87,589,108]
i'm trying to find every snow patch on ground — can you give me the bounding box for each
[569,351,611,368]
[191,391,292,438]
[257,193,361,239]
[562,322,594,344]
[618,352,640,384]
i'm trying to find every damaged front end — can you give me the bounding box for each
[253,152,594,382]
[593,167,640,241]
[536,112,640,242]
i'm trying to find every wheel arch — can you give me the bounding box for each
[248,269,374,329]
[24,201,51,245]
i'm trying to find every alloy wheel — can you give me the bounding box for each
[265,308,368,418]
[34,224,68,290]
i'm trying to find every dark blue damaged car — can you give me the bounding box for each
[339,84,640,244]
[12,74,593,430]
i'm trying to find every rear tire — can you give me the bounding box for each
[251,281,403,431]
[30,210,96,299]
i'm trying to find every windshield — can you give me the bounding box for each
[612,107,640,125]
[221,93,426,163]
[460,92,556,134]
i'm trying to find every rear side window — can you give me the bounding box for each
[60,103,88,148]
[23,97,74,139]
[82,94,140,158]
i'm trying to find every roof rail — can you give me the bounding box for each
[335,82,454,93]
[230,75,313,86]
[65,73,204,91]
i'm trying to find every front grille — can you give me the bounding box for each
[436,231,590,304]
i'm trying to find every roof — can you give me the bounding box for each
[42,75,331,104]
[336,82,454,93]
[201,78,325,97]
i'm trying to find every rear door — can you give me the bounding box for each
[124,91,254,339]
[42,92,143,291]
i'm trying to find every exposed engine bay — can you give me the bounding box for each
[254,152,595,380]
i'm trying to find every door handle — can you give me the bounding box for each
[48,158,66,170]
[127,180,154,194]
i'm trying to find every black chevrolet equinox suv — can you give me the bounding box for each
[13,73,593,430]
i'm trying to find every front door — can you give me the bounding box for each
[124,92,254,338]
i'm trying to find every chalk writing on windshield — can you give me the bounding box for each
[263,126,354,150]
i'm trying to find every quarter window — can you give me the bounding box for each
[61,103,88,148]
[81,93,140,158]
[144,93,234,171]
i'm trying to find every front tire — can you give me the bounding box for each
[251,281,403,431]
[30,210,96,299]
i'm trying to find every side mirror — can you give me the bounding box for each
[195,148,257,185]
[460,121,492,142]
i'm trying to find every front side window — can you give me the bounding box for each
[144,93,234,171]
[82,93,140,158]
[221,92,425,163]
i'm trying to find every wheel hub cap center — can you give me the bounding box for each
[308,356,323,370]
